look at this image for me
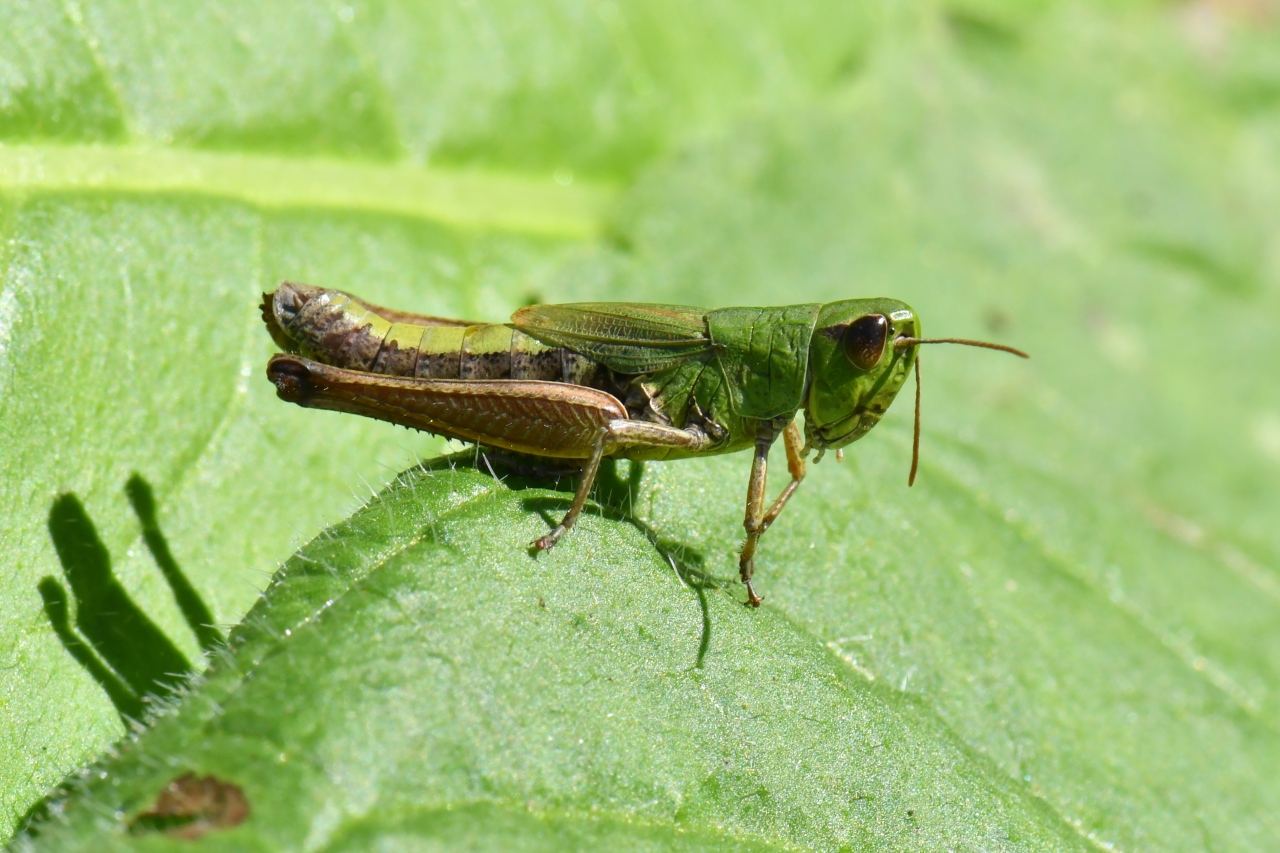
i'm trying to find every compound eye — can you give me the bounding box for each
[842,314,889,371]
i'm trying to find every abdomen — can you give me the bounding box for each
[262,283,607,385]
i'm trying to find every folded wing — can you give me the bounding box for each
[512,303,711,374]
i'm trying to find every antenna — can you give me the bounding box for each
[894,337,1030,359]
[895,336,1029,486]
[909,354,922,486]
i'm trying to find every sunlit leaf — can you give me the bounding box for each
[4,1,1279,850]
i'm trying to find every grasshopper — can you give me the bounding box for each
[263,283,1026,606]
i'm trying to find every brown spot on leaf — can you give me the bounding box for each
[128,772,249,839]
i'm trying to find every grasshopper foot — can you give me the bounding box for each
[744,580,763,608]
[532,526,567,551]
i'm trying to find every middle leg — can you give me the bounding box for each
[738,422,786,607]
[762,420,807,532]
[738,419,807,607]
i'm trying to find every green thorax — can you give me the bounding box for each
[635,304,823,454]
[512,300,822,436]
[705,304,823,420]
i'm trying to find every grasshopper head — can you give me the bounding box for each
[804,299,920,456]
[805,298,1029,483]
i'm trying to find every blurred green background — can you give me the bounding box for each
[1,1,1278,850]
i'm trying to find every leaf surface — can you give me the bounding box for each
[4,1,1280,851]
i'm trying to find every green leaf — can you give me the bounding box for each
[13,461,1100,851]
[0,0,873,839]
[5,1,1280,851]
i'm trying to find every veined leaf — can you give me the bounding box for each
[4,1,1280,850]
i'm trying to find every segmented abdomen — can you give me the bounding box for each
[264,283,605,385]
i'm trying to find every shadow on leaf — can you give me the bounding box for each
[38,476,224,722]
[387,451,727,669]
[511,456,726,669]
[26,477,226,836]
[125,475,224,653]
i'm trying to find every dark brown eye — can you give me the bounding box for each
[842,314,889,371]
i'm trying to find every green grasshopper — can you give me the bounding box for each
[263,283,1026,606]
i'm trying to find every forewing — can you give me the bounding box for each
[512,303,710,374]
